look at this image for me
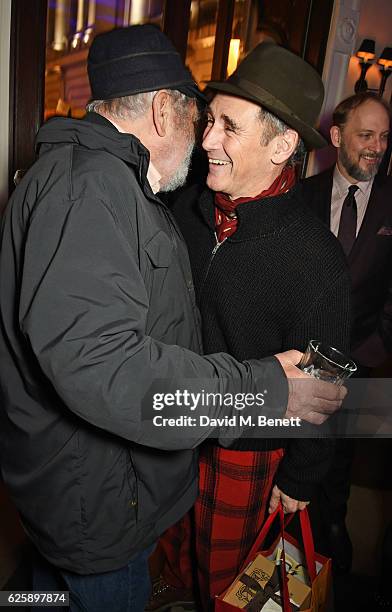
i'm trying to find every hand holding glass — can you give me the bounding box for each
[298,340,357,386]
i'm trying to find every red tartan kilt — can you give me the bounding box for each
[159,444,284,610]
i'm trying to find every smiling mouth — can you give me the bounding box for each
[208,158,231,166]
[361,154,380,162]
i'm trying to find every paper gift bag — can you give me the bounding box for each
[221,552,311,611]
[215,505,331,612]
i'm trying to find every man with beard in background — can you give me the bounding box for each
[301,92,392,575]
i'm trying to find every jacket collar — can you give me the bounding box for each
[34,112,169,202]
[83,111,118,131]
[35,112,150,183]
[333,164,374,198]
[325,164,388,194]
[84,113,162,193]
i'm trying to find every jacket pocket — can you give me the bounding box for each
[144,231,173,268]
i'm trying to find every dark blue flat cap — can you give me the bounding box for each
[88,24,206,104]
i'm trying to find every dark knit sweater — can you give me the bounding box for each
[171,184,351,500]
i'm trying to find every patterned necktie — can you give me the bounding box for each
[337,184,359,256]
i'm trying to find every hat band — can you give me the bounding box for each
[90,49,180,70]
[230,76,316,127]
[93,79,201,100]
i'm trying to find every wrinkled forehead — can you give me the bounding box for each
[209,93,261,121]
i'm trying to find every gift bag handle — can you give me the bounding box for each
[241,504,292,572]
[299,506,317,582]
[241,504,291,612]
[240,504,317,582]
[278,505,292,612]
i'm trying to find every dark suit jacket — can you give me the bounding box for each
[301,168,392,368]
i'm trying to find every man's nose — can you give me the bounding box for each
[202,124,221,150]
[369,136,386,153]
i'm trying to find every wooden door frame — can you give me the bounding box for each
[162,0,192,61]
[8,0,47,193]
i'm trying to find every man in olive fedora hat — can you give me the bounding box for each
[152,42,351,610]
[207,41,326,150]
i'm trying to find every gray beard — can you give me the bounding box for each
[340,142,382,181]
[160,140,195,192]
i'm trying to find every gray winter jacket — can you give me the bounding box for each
[0,113,287,573]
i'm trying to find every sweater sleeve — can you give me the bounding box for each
[284,268,351,355]
[275,268,351,500]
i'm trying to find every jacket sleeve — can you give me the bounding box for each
[20,196,287,450]
[274,268,351,500]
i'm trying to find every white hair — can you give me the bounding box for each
[86,90,195,123]
[257,107,306,164]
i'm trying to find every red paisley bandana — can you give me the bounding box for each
[214,166,296,243]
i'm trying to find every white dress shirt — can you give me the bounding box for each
[331,165,374,237]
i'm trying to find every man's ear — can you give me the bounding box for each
[330,125,341,148]
[271,129,299,165]
[151,90,171,137]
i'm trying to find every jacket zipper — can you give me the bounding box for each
[201,232,227,288]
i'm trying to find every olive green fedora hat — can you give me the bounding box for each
[207,42,327,150]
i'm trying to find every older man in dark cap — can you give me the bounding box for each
[152,42,352,610]
[0,27,347,611]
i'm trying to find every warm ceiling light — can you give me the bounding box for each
[378,46,392,69]
[356,39,376,63]
[354,39,376,93]
[378,47,392,97]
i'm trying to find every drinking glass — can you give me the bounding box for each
[298,340,357,386]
